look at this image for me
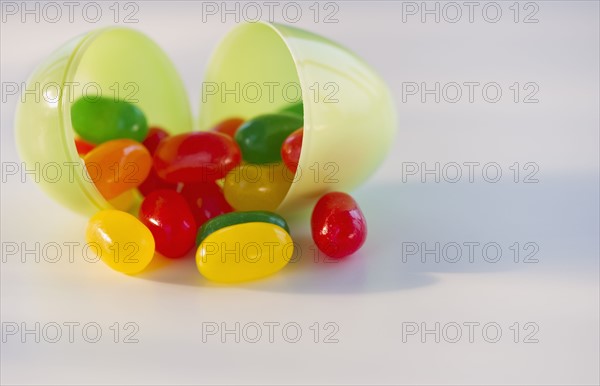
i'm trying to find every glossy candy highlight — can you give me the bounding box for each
[139,189,197,258]
[71,97,148,144]
[154,132,241,183]
[86,210,155,274]
[281,128,303,173]
[234,114,303,164]
[311,192,367,259]
[84,139,152,200]
[196,222,293,283]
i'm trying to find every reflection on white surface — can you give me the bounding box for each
[1,1,598,385]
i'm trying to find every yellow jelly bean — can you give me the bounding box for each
[86,210,155,274]
[223,163,292,211]
[108,189,137,212]
[196,222,293,283]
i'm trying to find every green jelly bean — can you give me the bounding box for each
[71,97,148,144]
[279,102,303,118]
[234,114,303,164]
[196,211,290,246]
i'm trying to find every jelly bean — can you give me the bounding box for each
[196,222,293,283]
[154,132,241,183]
[84,139,152,200]
[108,189,137,212]
[86,210,155,274]
[223,163,292,211]
[71,97,148,144]
[211,118,245,138]
[180,182,232,227]
[139,189,197,258]
[142,127,169,154]
[75,137,95,156]
[138,128,169,202]
[311,192,367,259]
[137,168,178,197]
[235,114,303,164]
[279,102,303,118]
[196,211,289,246]
[281,128,303,173]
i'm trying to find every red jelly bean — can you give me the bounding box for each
[281,128,303,173]
[139,189,197,258]
[75,138,95,156]
[180,182,233,227]
[311,192,367,259]
[153,132,241,183]
[143,127,169,155]
[211,118,245,138]
[138,167,178,197]
[138,127,176,196]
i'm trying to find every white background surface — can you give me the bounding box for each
[1,1,599,385]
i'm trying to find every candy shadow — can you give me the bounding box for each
[238,178,560,294]
[135,177,572,293]
[134,232,437,293]
[235,233,438,294]
[134,251,204,287]
[134,181,440,293]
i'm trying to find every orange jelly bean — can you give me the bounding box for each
[211,117,245,138]
[84,139,152,200]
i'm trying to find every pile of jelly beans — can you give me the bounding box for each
[73,97,367,283]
